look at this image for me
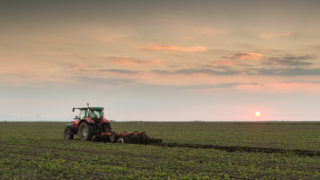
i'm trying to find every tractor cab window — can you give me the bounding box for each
[88,110,104,119]
[79,110,87,119]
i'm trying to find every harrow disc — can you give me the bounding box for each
[123,132,162,144]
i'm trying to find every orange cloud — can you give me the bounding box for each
[227,52,263,60]
[107,56,167,65]
[140,45,207,52]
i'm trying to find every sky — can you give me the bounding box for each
[1,0,320,121]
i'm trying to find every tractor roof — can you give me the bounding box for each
[72,107,104,112]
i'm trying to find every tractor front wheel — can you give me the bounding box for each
[64,126,74,140]
[78,122,94,141]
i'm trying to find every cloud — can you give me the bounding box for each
[238,64,253,67]
[106,56,167,65]
[176,69,241,75]
[187,83,243,89]
[185,83,259,92]
[283,54,316,60]
[262,54,315,66]
[262,60,313,66]
[226,52,263,60]
[78,77,136,85]
[257,67,320,76]
[235,84,261,88]
[256,68,280,75]
[151,68,241,76]
[207,61,239,69]
[208,65,232,69]
[150,70,172,74]
[70,63,85,68]
[39,37,86,45]
[212,60,238,65]
[79,68,89,72]
[210,60,253,67]
[259,31,291,39]
[98,69,138,74]
[278,68,320,76]
[139,45,207,52]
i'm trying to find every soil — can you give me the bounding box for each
[146,143,320,157]
[92,137,320,157]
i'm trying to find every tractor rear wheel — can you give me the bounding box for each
[109,132,119,143]
[78,122,94,141]
[64,126,74,140]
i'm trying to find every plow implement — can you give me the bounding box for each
[94,131,162,144]
[113,131,162,144]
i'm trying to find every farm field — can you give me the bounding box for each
[1,122,320,179]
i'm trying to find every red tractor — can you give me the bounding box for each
[64,104,161,144]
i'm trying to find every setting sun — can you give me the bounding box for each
[255,112,261,117]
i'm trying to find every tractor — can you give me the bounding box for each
[64,103,162,144]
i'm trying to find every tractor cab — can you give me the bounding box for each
[74,107,104,123]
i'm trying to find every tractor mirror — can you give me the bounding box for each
[72,108,75,112]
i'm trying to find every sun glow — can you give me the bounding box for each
[255,112,261,117]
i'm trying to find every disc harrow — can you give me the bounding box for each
[117,131,162,144]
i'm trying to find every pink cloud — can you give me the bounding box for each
[139,45,207,52]
[102,56,167,65]
[227,52,263,60]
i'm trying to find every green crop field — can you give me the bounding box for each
[1,122,320,179]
